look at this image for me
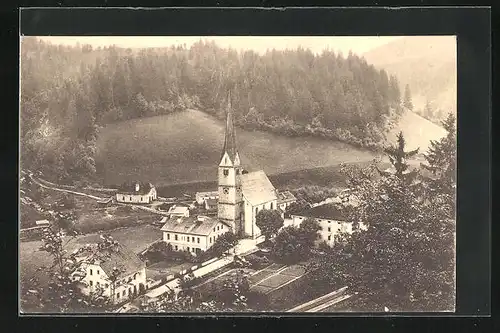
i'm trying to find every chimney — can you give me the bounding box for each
[135,183,140,192]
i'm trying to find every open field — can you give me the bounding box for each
[96,109,380,187]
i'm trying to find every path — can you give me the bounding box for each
[286,286,352,312]
[27,173,169,217]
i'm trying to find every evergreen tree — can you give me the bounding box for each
[403,84,414,111]
[379,131,419,183]
[424,100,434,119]
[421,113,457,211]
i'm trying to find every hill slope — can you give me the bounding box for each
[363,36,457,122]
[385,109,447,153]
[95,109,447,187]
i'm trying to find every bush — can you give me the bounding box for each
[245,253,270,269]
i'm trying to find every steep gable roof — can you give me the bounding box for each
[241,170,277,206]
[293,203,346,221]
[82,243,145,279]
[220,92,239,163]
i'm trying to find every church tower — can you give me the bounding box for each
[218,92,244,236]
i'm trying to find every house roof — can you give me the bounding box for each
[160,215,223,236]
[83,243,145,279]
[117,181,154,195]
[168,205,189,214]
[196,191,218,197]
[278,191,297,204]
[241,170,277,206]
[293,203,346,221]
[205,198,218,207]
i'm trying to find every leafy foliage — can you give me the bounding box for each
[308,141,455,311]
[379,131,419,183]
[256,209,284,241]
[21,38,404,182]
[21,227,113,313]
[272,218,321,264]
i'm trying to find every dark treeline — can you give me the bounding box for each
[21,37,403,183]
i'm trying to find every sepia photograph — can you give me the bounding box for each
[19,35,457,314]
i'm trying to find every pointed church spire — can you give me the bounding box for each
[221,91,238,162]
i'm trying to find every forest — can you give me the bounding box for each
[20,37,404,183]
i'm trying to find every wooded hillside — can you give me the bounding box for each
[20,37,403,183]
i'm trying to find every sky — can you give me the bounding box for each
[36,36,405,56]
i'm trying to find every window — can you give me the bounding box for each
[167,233,170,240]
[90,269,93,276]
[105,283,109,288]
[328,235,331,241]
[122,196,125,201]
[236,169,240,175]
[223,187,229,194]
[191,248,196,253]
[210,237,212,243]
[197,237,200,243]
[217,226,219,231]
[175,234,178,241]
[213,227,215,232]
[328,227,331,232]
[96,282,100,287]
[221,225,223,229]
[117,293,120,299]
[186,237,189,243]
[270,202,273,209]
[175,245,178,250]
[123,290,126,296]
[187,247,190,252]
[140,197,143,202]
[192,237,195,242]
[255,207,258,215]
[97,270,99,275]
[223,169,229,176]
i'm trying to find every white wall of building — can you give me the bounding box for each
[162,222,229,254]
[243,198,278,239]
[79,264,147,304]
[116,188,157,204]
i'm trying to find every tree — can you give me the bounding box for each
[20,227,113,313]
[424,100,434,119]
[309,155,455,312]
[403,84,414,111]
[209,231,238,256]
[379,131,419,183]
[255,209,284,242]
[272,218,320,264]
[421,113,456,215]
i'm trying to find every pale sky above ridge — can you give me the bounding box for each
[36,36,407,56]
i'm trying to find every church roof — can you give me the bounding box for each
[278,190,297,204]
[241,170,277,206]
[220,92,238,163]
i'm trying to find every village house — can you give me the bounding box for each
[277,190,297,211]
[160,215,229,255]
[204,198,217,212]
[290,204,367,247]
[167,205,190,218]
[71,242,147,304]
[116,181,157,204]
[195,191,219,205]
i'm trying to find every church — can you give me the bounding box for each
[217,94,280,240]
[161,93,293,252]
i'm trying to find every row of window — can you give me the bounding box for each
[254,203,273,216]
[116,285,138,300]
[119,195,153,202]
[89,280,109,288]
[166,234,201,243]
[222,168,241,175]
